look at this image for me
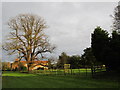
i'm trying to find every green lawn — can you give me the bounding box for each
[2,71,119,88]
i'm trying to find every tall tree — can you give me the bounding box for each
[109,31,120,71]
[81,48,96,66]
[91,27,110,70]
[57,52,69,69]
[81,48,100,75]
[68,55,81,69]
[3,14,55,72]
[112,2,120,33]
[108,2,120,71]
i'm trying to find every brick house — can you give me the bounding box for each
[11,60,48,71]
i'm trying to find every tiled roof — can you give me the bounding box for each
[19,60,48,64]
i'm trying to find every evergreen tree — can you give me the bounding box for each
[109,31,120,71]
[91,27,110,70]
[68,55,81,69]
[57,52,69,69]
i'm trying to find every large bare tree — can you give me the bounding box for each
[3,14,55,71]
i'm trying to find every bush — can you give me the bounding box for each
[20,66,27,71]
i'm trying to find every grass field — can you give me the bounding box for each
[2,69,120,88]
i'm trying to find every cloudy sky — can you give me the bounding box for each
[2,2,118,62]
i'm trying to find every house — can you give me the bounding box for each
[11,60,49,71]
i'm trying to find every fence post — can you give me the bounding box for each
[86,66,87,76]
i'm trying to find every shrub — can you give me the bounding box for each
[20,66,27,71]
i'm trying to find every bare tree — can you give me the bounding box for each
[3,14,55,72]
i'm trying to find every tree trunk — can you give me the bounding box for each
[11,63,12,71]
[91,66,94,77]
[27,65,30,73]
[86,66,87,76]
[105,64,111,72]
[27,61,31,73]
[27,54,31,73]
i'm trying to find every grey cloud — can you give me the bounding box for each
[2,2,117,62]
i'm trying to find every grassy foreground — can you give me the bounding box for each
[2,71,119,88]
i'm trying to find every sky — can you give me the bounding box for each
[2,2,118,62]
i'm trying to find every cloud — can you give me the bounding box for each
[2,2,117,61]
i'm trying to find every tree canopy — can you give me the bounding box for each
[91,26,120,71]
